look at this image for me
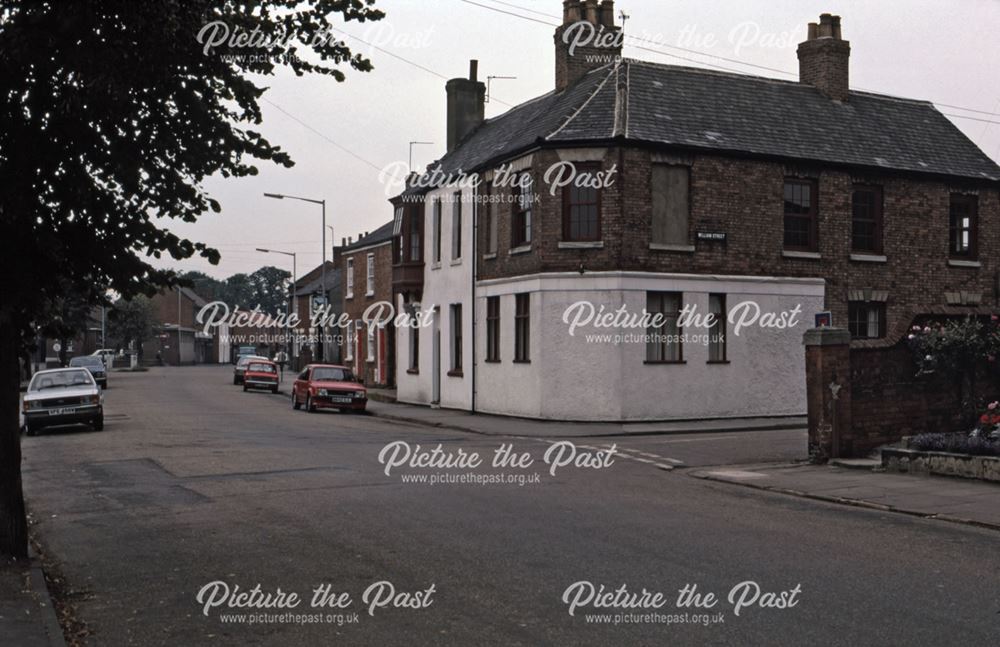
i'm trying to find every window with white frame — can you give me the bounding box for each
[367,325,376,363]
[366,253,375,296]
[346,258,354,299]
[345,320,354,360]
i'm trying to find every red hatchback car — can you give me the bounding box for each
[291,364,368,413]
[243,359,280,394]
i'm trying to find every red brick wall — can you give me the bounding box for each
[341,241,394,385]
[478,147,1000,346]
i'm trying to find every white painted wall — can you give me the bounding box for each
[476,272,825,421]
[395,184,475,410]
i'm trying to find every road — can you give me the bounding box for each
[21,366,1000,646]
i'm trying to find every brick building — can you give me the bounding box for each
[392,4,1000,421]
[341,222,396,387]
[289,258,341,369]
[149,286,215,365]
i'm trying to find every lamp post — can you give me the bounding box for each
[264,192,327,360]
[256,248,297,367]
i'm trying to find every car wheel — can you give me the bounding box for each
[233,375,238,385]
[101,382,107,390]
[25,425,36,437]
[271,386,279,394]
[243,384,248,392]
[92,416,104,432]
[306,395,316,413]
[292,391,301,410]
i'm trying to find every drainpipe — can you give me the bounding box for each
[471,180,478,414]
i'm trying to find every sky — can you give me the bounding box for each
[160,0,1000,280]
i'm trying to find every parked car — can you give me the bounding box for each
[22,368,104,435]
[69,355,108,388]
[243,360,280,394]
[233,355,267,385]
[291,364,367,413]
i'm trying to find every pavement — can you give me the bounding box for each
[365,398,807,438]
[0,554,65,647]
[15,365,1000,646]
[694,462,1000,531]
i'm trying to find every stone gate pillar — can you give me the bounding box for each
[803,328,852,462]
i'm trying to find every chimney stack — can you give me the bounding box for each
[798,13,850,102]
[445,60,486,153]
[554,0,622,92]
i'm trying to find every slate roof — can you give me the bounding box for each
[404,58,1000,194]
[341,220,395,253]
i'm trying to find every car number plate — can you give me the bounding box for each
[331,396,352,403]
[49,407,74,416]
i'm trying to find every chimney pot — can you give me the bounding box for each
[341,237,346,246]
[807,22,818,40]
[469,59,478,82]
[584,0,598,24]
[598,0,615,28]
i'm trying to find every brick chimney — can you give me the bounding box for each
[797,13,850,102]
[446,60,486,153]
[554,0,622,93]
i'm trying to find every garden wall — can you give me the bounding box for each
[804,327,997,461]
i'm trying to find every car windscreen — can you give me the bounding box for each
[247,363,276,373]
[312,367,354,382]
[69,357,103,367]
[29,370,94,391]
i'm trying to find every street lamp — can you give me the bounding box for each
[264,192,328,361]
[257,248,297,367]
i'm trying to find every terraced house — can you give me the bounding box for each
[391,2,1000,421]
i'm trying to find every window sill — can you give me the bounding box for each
[948,259,981,268]
[483,253,497,260]
[850,253,887,263]
[782,250,821,260]
[643,360,687,365]
[406,368,419,375]
[430,262,442,270]
[512,359,531,364]
[447,370,464,377]
[706,360,731,365]
[346,294,354,300]
[484,359,501,364]
[365,291,375,298]
[649,243,695,253]
[450,258,462,266]
[509,245,532,256]
[558,241,604,250]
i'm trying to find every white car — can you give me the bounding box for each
[22,368,104,436]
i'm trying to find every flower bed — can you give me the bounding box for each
[909,432,1000,458]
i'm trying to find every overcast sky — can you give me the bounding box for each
[160,0,1000,279]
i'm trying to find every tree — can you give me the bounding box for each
[0,1,384,558]
[107,296,156,362]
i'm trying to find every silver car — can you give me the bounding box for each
[22,368,104,436]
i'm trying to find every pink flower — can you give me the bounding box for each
[908,334,916,340]
[923,326,932,333]
[912,325,921,331]
[990,402,999,411]
[992,315,999,322]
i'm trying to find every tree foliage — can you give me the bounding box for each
[0,0,384,558]
[107,296,156,360]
